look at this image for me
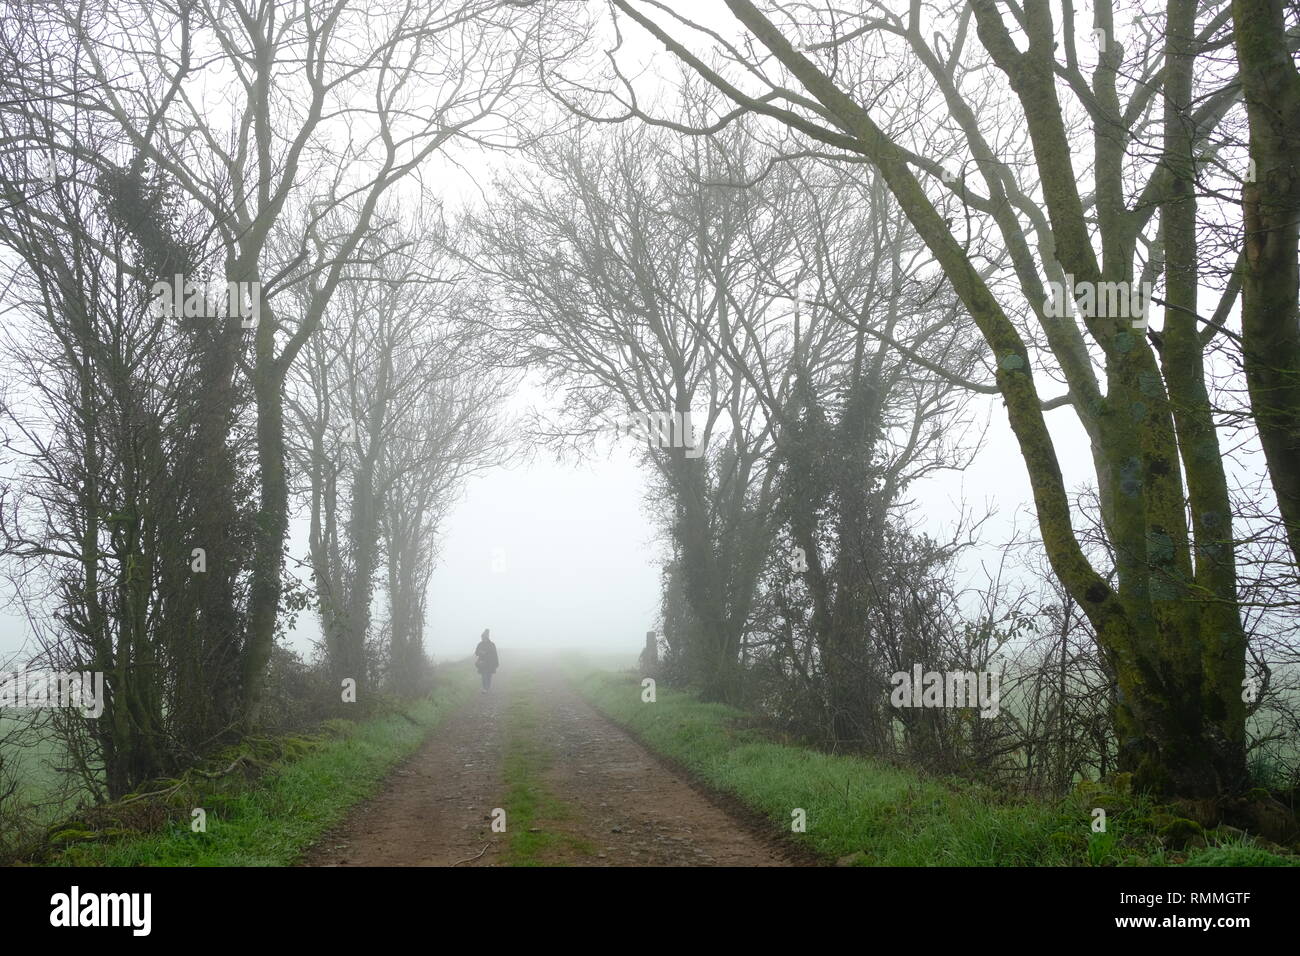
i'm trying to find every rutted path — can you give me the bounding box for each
[304,659,798,867]
[304,671,507,867]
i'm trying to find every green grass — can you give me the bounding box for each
[42,667,475,866]
[1,713,85,823]
[575,669,1299,867]
[501,670,596,866]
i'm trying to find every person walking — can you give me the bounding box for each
[474,629,499,692]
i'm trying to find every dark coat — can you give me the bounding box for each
[475,639,499,674]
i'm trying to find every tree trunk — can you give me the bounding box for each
[1233,0,1300,568]
[241,363,288,727]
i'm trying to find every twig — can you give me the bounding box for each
[116,756,249,806]
[452,844,489,867]
[116,781,185,807]
[191,755,250,779]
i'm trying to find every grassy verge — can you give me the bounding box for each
[575,669,1298,867]
[501,670,596,866]
[38,665,475,866]
[1,715,68,801]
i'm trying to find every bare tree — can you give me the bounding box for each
[590,0,1263,804]
[287,211,510,701]
[1231,0,1300,568]
[52,0,577,725]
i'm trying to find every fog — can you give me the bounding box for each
[0,0,1296,885]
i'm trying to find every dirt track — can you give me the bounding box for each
[304,662,798,867]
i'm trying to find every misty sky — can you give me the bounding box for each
[0,0,1235,671]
